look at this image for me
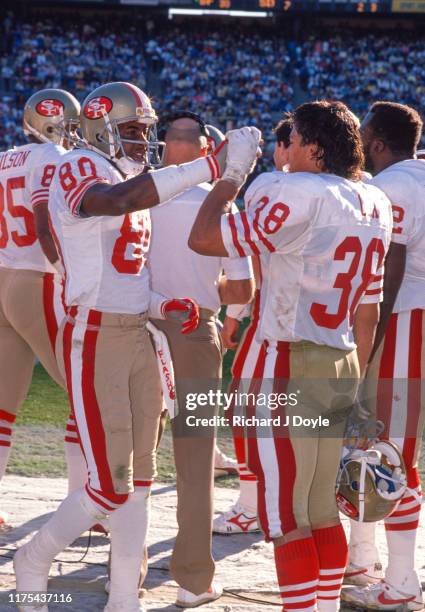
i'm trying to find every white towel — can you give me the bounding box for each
[146,321,177,419]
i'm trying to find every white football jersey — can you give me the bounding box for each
[149,184,252,313]
[0,142,65,273]
[371,159,425,313]
[49,149,151,314]
[222,172,393,350]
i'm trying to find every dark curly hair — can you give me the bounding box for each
[367,101,423,156]
[293,101,364,180]
[273,113,293,148]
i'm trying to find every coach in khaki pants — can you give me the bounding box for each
[149,112,254,607]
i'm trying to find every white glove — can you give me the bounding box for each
[222,126,262,188]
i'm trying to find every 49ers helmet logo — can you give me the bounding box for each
[36,99,64,117]
[84,96,113,120]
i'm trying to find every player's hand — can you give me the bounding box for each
[222,126,262,188]
[343,399,383,449]
[161,298,200,334]
[220,316,240,350]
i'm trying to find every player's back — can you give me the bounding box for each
[0,142,65,273]
[371,159,425,313]
[49,148,151,314]
[253,172,393,349]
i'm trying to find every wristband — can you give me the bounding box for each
[150,156,218,204]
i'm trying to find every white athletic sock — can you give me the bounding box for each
[348,519,380,567]
[24,488,106,568]
[64,440,87,494]
[107,487,151,604]
[0,445,12,481]
[238,479,257,514]
[385,529,420,593]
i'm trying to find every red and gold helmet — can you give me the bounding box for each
[336,440,407,522]
[80,81,163,176]
[23,88,80,149]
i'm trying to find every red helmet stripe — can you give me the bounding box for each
[122,83,144,108]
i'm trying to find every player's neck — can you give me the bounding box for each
[376,153,411,174]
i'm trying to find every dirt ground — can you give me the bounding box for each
[0,475,424,611]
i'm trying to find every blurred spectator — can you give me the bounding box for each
[302,34,425,122]
[0,13,423,161]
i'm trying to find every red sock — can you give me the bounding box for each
[385,468,422,532]
[275,537,319,611]
[312,524,348,612]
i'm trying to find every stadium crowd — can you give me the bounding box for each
[302,34,425,117]
[1,12,425,162]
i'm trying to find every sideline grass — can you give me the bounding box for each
[8,364,237,485]
[8,363,424,487]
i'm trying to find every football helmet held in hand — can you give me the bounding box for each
[336,440,407,522]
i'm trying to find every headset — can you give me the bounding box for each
[157,110,209,141]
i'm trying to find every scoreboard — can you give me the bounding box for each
[176,0,394,13]
[25,0,425,13]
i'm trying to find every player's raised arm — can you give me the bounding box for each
[189,127,261,256]
[70,82,227,217]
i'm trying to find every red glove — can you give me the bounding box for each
[161,298,200,334]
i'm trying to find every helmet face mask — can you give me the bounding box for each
[95,116,163,177]
[42,116,80,148]
[23,90,81,149]
[81,82,164,177]
[336,440,407,522]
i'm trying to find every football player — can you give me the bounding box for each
[149,112,253,606]
[214,115,293,535]
[12,81,239,612]
[342,102,425,611]
[189,101,393,612]
[0,88,84,530]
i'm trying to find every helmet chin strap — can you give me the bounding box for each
[115,156,145,178]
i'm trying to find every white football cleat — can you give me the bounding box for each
[344,561,383,586]
[13,546,49,612]
[104,595,144,612]
[214,446,238,475]
[176,582,223,608]
[341,581,424,610]
[213,503,259,534]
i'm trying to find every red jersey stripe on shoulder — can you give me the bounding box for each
[68,178,107,215]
